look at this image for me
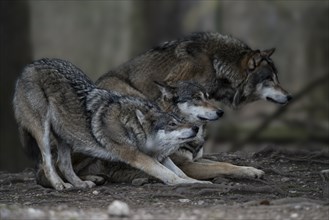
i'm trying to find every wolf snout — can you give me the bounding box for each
[264,89,292,105]
[216,110,224,117]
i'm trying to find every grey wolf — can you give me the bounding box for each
[13,58,209,190]
[73,80,226,183]
[93,32,290,180]
[97,32,291,107]
[75,80,264,182]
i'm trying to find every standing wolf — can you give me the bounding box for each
[13,58,209,190]
[94,32,291,180]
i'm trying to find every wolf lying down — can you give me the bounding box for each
[13,58,214,190]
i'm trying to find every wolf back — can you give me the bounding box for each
[97,32,291,107]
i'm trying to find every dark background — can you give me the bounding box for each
[1,0,328,172]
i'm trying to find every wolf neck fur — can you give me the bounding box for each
[184,32,250,108]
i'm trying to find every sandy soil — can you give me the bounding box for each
[1,146,328,220]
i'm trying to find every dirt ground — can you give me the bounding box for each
[1,145,328,220]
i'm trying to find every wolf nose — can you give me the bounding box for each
[216,110,224,117]
[287,95,292,102]
[192,126,199,133]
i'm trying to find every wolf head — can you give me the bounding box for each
[154,81,223,123]
[135,109,198,150]
[169,32,292,108]
[213,46,292,108]
[244,49,292,104]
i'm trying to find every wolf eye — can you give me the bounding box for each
[262,74,273,82]
[169,122,177,126]
[266,75,272,81]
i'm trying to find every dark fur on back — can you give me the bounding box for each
[32,58,95,92]
[152,32,250,62]
[96,32,272,108]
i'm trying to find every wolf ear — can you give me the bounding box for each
[154,81,175,100]
[175,41,201,58]
[247,51,262,71]
[261,48,275,57]
[135,109,145,125]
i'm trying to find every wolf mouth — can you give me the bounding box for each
[179,133,197,140]
[266,97,287,105]
[197,116,218,121]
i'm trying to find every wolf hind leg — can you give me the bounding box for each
[57,139,95,188]
[198,158,264,178]
[179,158,264,180]
[18,126,55,188]
[34,116,71,190]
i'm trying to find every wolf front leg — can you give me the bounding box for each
[122,151,201,185]
[56,139,96,188]
[162,157,212,184]
[77,143,208,185]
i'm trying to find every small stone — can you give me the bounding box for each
[132,178,149,186]
[92,190,100,195]
[107,200,130,217]
[197,200,204,205]
[290,213,298,218]
[281,177,290,182]
[294,205,302,209]
[27,208,45,219]
[178,199,190,203]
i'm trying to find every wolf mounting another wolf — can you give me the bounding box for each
[13,32,292,189]
[88,32,291,181]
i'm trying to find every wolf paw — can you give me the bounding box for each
[195,180,213,184]
[239,166,265,179]
[77,180,96,189]
[53,182,73,190]
[84,180,96,188]
[185,177,212,184]
[81,175,106,185]
[175,178,212,185]
[63,182,74,189]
